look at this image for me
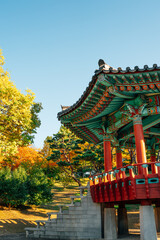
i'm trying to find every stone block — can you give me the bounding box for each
[76,231,90,237]
[69,210,86,215]
[44,230,59,236]
[50,218,57,223]
[104,208,117,240]
[74,202,81,207]
[64,231,77,237]
[86,213,101,219]
[44,235,60,239]
[79,218,89,224]
[140,205,157,240]
[63,210,69,214]
[45,223,57,230]
[62,218,81,224]
[56,213,63,219]
[59,231,66,238]
[56,218,63,224]
[81,198,88,204]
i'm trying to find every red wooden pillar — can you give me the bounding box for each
[103,137,112,172]
[116,148,123,178]
[133,115,147,175]
[116,148,123,169]
[151,149,156,174]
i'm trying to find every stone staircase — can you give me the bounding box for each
[25,183,102,239]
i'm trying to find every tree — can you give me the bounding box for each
[47,126,104,186]
[73,141,104,174]
[40,136,53,159]
[21,102,42,146]
[11,146,44,170]
[127,148,136,164]
[47,126,83,186]
[40,137,57,178]
[0,49,42,158]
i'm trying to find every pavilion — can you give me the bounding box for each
[58,59,160,240]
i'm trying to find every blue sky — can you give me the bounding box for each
[1,0,160,148]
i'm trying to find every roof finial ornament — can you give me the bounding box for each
[61,105,70,111]
[98,59,112,70]
[98,59,106,67]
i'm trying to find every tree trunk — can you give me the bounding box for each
[71,174,82,187]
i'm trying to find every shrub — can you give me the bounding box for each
[27,168,53,205]
[0,167,53,208]
[0,167,28,208]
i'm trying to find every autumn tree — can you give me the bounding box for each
[47,126,104,186]
[111,147,134,168]
[0,49,42,158]
[9,146,44,170]
[47,126,83,186]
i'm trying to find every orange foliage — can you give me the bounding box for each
[0,145,57,171]
[14,146,56,170]
[47,160,57,168]
[13,146,43,169]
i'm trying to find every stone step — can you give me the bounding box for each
[56,213,81,219]
[45,217,100,227]
[68,205,82,211]
[25,227,45,231]
[45,226,101,232]
[25,184,102,240]
[42,236,100,240]
[38,216,100,228]
[74,201,81,207]
[25,227,45,238]
[43,231,101,240]
[62,209,69,214]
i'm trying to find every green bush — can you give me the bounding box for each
[0,167,28,208]
[27,168,53,205]
[0,167,53,208]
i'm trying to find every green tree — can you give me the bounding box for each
[74,144,104,173]
[21,102,43,146]
[47,126,104,186]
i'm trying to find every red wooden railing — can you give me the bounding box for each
[90,162,160,204]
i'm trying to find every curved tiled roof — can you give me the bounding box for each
[57,74,97,119]
[58,60,160,119]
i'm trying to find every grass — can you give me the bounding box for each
[0,179,88,235]
[0,178,141,236]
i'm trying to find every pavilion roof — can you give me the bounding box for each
[58,60,160,149]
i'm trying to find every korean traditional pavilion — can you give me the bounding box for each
[58,60,160,240]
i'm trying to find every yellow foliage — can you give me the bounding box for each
[0,49,36,157]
